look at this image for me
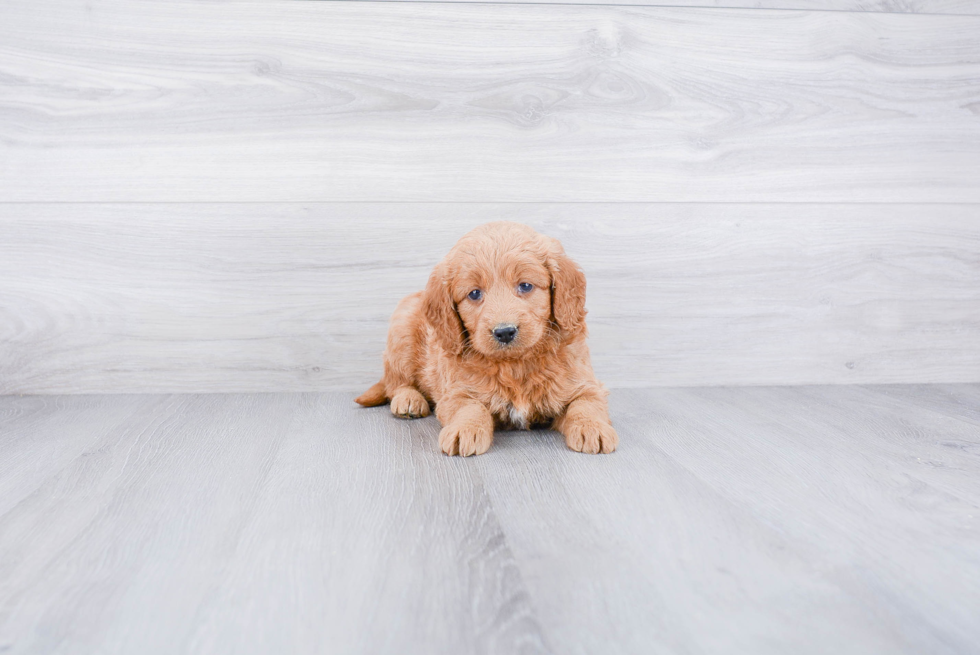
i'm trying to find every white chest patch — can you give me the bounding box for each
[507,405,529,430]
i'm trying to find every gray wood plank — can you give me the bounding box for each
[0,395,157,517]
[335,0,980,15]
[0,395,293,654]
[2,386,979,653]
[645,385,980,652]
[0,393,547,655]
[864,383,980,427]
[2,1,979,202]
[180,395,547,655]
[475,385,980,654]
[2,203,978,394]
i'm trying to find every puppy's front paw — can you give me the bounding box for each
[390,387,430,419]
[439,419,493,457]
[562,419,618,454]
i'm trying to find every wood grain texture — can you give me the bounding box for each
[333,0,980,15]
[2,1,980,202]
[0,395,157,517]
[1,386,978,653]
[2,203,978,394]
[865,383,980,426]
[0,393,547,655]
[477,384,980,654]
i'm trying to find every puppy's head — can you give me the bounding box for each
[422,222,587,358]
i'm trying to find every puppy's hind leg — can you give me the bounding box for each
[383,292,432,419]
[390,387,430,419]
[355,379,428,418]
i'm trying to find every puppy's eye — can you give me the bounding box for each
[468,289,483,301]
[517,282,534,294]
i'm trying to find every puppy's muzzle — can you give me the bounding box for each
[492,324,518,344]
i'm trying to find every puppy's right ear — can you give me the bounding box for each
[422,261,465,356]
[547,239,588,341]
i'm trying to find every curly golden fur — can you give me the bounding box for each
[355,222,618,456]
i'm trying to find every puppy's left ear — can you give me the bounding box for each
[422,260,466,356]
[546,239,588,339]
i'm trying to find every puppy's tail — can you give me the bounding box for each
[355,380,388,407]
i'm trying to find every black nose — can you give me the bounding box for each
[493,325,518,344]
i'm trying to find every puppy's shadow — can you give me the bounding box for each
[490,428,565,454]
[355,404,566,455]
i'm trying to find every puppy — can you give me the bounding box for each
[355,222,618,456]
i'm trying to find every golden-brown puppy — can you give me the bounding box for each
[356,222,618,457]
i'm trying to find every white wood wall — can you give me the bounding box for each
[1,0,978,393]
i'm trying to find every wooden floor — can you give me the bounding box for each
[1,385,978,654]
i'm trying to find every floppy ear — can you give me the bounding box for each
[422,260,466,356]
[547,240,588,339]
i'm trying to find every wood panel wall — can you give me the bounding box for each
[338,0,980,12]
[1,0,978,393]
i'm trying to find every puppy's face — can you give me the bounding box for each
[453,250,553,357]
[423,222,587,359]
